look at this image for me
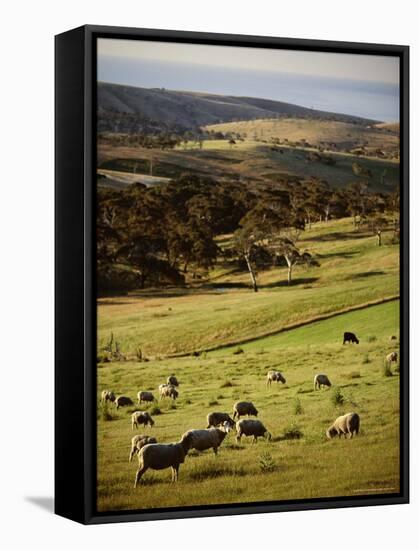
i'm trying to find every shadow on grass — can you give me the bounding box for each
[303,231,371,242]
[348,271,385,279]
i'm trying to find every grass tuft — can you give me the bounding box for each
[259,452,276,473]
[331,386,345,407]
[293,398,303,415]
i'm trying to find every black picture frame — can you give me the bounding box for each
[55,24,409,525]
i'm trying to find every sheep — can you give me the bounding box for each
[101,390,115,403]
[206,412,235,429]
[386,351,398,364]
[159,384,178,400]
[236,419,272,443]
[326,412,360,439]
[233,401,258,420]
[314,373,332,390]
[115,395,134,409]
[183,422,232,455]
[137,391,155,405]
[131,411,155,430]
[167,375,179,387]
[266,370,286,386]
[134,432,195,487]
[129,435,157,462]
[343,331,359,344]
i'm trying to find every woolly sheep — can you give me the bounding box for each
[129,435,157,462]
[183,422,232,455]
[386,351,398,364]
[159,384,178,400]
[206,412,235,429]
[134,432,195,487]
[167,375,179,387]
[115,395,134,409]
[236,419,271,443]
[131,411,155,430]
[233,401,258,420]
[101,390,115,403]
[266,370,286,386]
[326,412,360,439]
[137,391,155,405]
[314,373,332,390]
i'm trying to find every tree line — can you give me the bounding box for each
[97,173,399,294]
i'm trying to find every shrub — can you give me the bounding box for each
[293,398,303,415]
[101,402,116,422]
[184,399,192,405]
[259,452,276,473]
[382,363,393,377]
[208,399,219,407]
[233,347,244,355]
[331,387,345,407]
[220,380,234,388]
[283,423,303,440]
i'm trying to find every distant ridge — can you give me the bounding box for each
[98,82,377,134]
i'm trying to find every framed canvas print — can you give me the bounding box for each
[55,25,409,524]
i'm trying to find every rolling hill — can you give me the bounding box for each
[98,82,377,134]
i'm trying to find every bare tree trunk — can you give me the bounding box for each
[244,254,258,292]
[285,256,292,285]
[376,230,382,246]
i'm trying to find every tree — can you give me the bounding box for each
[367,214,387,246]
[275,230,319,285]
[228,139,236,149]
[233,192,304,292]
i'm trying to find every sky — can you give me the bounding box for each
[97,38,400,122]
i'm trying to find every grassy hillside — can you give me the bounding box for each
[97,211,400,512]
[205,118,399,155]
[97,300,400,511]
[97,218,399,357]
[98,139,400,193]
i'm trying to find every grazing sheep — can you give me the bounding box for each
[159,384,178,400]
[233,401,258,420]
[326,412,360,439]
[101,390,115,403]
[343,331,359,344]
[266,370,286,386]
[236,419,271,443]
[314,373,332,390]
[167,375,179,387]
[134,432,195,487]
[137,391,155,405]
[115,395,134,409]
[131,411,155,430]
[386,351,398,364]
[183,422,232,455]
[129,435,157,462]
[206,412,235,429]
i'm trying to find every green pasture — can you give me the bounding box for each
[97,215,400,511]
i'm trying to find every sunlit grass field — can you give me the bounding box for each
[97,218,399,357]
[97,217,400,512]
